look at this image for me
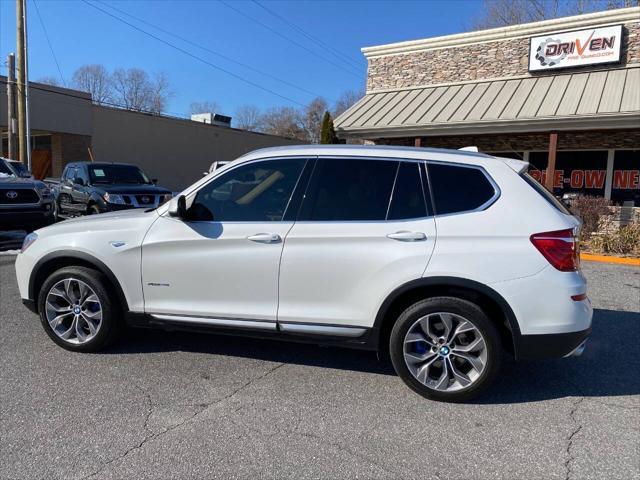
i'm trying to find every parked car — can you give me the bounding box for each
[0,157,54,232]
[15,145,592,402]
[5,159,33,178]
[49,162,172,219]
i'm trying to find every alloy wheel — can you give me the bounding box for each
[403,312,488,392]
[44,278,103,344]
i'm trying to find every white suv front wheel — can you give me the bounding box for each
[37,266,122,352]
[390,297,502,402]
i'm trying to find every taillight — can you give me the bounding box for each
[530,228,579,272]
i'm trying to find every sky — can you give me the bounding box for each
[0,0,486,118]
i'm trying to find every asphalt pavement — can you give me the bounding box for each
[0,256,638,480]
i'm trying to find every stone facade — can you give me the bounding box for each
[377,129,640,151]
[366,21,639,92]
[599,205,640,233]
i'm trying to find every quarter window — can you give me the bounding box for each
[428,163,496,215]
[186,159,305,222]
[388,162,428,220]
[304,158,398,221]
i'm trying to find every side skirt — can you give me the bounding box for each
[125,312,377,350]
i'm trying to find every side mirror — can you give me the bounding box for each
[20,172,31,178]
[74,177,85,186]
[168,194,186,218]
[151,178,158,184]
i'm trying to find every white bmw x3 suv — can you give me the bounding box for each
[15,145,592,402]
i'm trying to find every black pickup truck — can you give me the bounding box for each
[0,157,54,232]
[50,162,172,218]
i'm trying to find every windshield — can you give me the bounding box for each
[0,160,17,177]
[88,165,151,184]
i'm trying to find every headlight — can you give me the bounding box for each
[103,192,126,205]
[40,187,52,198]
[21,232,38,253]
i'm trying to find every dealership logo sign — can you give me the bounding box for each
[529,25,622,71]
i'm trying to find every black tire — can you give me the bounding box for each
[37,266,123,352]
[389,296,502,403]
[52,200,61,222]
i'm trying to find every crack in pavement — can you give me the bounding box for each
[564,396,585,480]
[79,362,285,479]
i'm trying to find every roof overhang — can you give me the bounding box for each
[337,112,640,138]
[335,66,640,139]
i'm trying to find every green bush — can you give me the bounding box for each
[588,224,640,256]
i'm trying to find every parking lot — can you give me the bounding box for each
[0,255,638,480]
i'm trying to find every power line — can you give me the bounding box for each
[81,0,307,107]
[219,0,362,79]
[251,0,363,71]
[94,0,332,102]
[32,0,66,86]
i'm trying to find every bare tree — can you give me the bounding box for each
[234,105,262,131]
[111,68,170,114]
[260,107,305,140]
[36,76,61,87]
[72,64,112,104]
[333,89,364,117]
[473,0,637,29]
[190,101,221,115]
[150,73,171,114]
[301,97,328,143]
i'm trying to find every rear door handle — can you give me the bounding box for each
[387,231,427,242]
[247,233,282,244]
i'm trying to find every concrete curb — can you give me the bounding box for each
[581,253,640,266]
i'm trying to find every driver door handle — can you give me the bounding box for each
[247,233,282,244]
[387,231,427,242]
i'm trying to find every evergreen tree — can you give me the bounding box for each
[320,111,339,144]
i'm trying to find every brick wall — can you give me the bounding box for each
[376,129,640,151]
[366,21,639,91]
[51,133,91,176]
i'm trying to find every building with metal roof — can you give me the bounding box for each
[336,7,640,206]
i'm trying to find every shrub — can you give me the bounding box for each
[569,195,611,240]
[589,224,640,255]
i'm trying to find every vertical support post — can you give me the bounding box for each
[545,132,558,192]
[7,53,18,161]
[414,137,422,148]
[604,149,615,201]
[16,0,30,169]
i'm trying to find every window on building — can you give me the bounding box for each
[528,151,608,198]
[388,162,429,220]
[186,158,305,222]
[303,158,398,221]
[611,150,639,207]
[428,163,496,215]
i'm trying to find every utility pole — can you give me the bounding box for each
[6,54,18,161]
[16,0,31,170]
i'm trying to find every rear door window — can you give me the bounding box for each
[388,162,429,220]
[302,158,398,221]
[427,163,496,215]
